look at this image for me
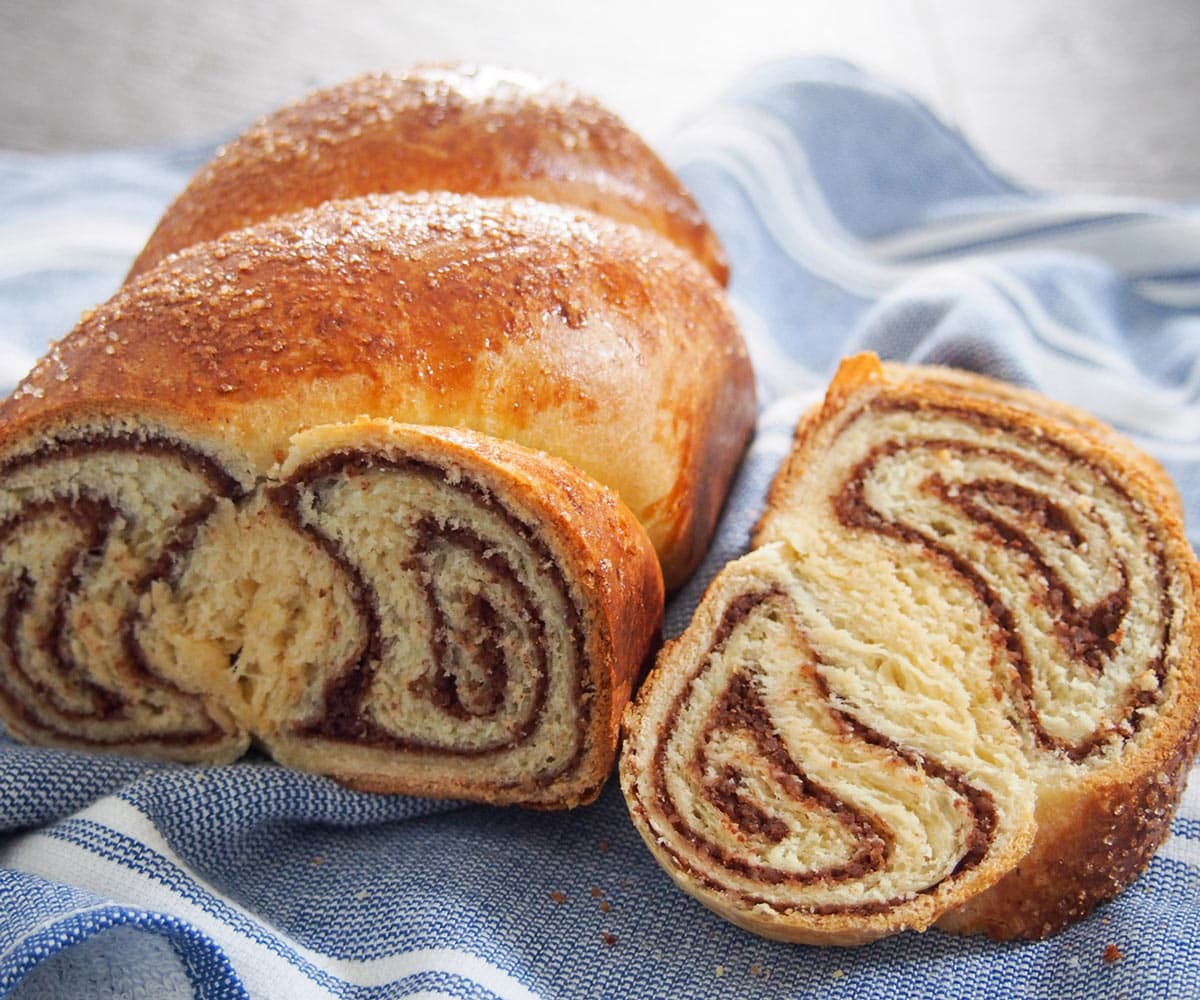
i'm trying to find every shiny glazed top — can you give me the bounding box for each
[128,63,729,284]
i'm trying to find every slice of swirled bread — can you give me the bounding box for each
[134,420,662,807]
[621,352,1200,939]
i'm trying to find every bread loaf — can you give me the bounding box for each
[621,353,1200,937]
[0,99,753,803]
[128,62,729,284]
[116,63,752,591]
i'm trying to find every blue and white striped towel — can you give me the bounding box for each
[2,57,1198,999]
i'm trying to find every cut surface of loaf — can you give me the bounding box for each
[128,62,728,284]
[0,190,761,805]
[0,416,661,806]
[0,422,254,764]
[621,352,1200,940]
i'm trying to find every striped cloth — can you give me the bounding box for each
[2,57,1198,999]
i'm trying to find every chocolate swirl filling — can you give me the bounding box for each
[650,589,996,914]
[834,399,1175,761]
[269,451,589,783]
[0,434,246,749]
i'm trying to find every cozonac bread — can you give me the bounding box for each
[621,353,1199,936]
[0,68,754,807]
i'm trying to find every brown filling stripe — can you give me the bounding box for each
[647,588,995,915]
[270,450,589,783]
[700,670,893,883]
[408,518,535,726]
[0,434,245,748]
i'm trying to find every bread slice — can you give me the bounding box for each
[0,414,659,806]
[621,352,1200,939]
[143,420,660,806]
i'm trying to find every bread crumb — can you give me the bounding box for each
[1103,943,1123,964]
[832,969,845,979]
[591,886,604,898]
[601,932,618,947]
[714,965,724,977]
[549,890,566,904]
[599,900,611,913]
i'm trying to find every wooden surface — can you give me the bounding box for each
[0,0,1197,199]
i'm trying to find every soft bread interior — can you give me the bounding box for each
[0,421,251,758]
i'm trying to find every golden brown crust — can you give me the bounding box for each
[128,63,728,284]
[937,698,1200,938]
[4,193,754,591]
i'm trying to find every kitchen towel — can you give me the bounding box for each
[2,56,1199,999]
